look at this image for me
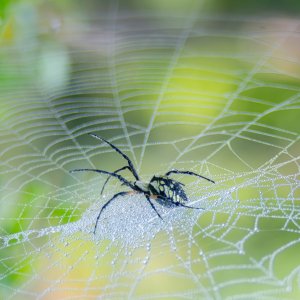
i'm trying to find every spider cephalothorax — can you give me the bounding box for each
[70,133,215,233]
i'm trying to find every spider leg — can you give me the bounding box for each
[94,191,131,234]
[89,133,140,180]
[145,195,163,220]
[176,202,204,210]
[70,168,136,190]
[171,179,185,187]
[100,166,130,195]
[165,169,215,184]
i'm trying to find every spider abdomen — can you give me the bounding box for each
[149,176,188,207]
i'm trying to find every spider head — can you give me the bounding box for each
[134,180,149,192]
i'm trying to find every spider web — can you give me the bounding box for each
[0,10,300,300]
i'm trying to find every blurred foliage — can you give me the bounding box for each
[1,0,300,29]
[216,0,300,14]
[0,0,13,19]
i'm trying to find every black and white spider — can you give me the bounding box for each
[70,133,215,234]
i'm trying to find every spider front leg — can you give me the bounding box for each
[94,191,134,234]
[70,168,135,189]
[100,166,131,194]
[89,133,140,180]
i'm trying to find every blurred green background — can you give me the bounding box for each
[0,0,300,299]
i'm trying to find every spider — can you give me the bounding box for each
[70,133,215,234]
